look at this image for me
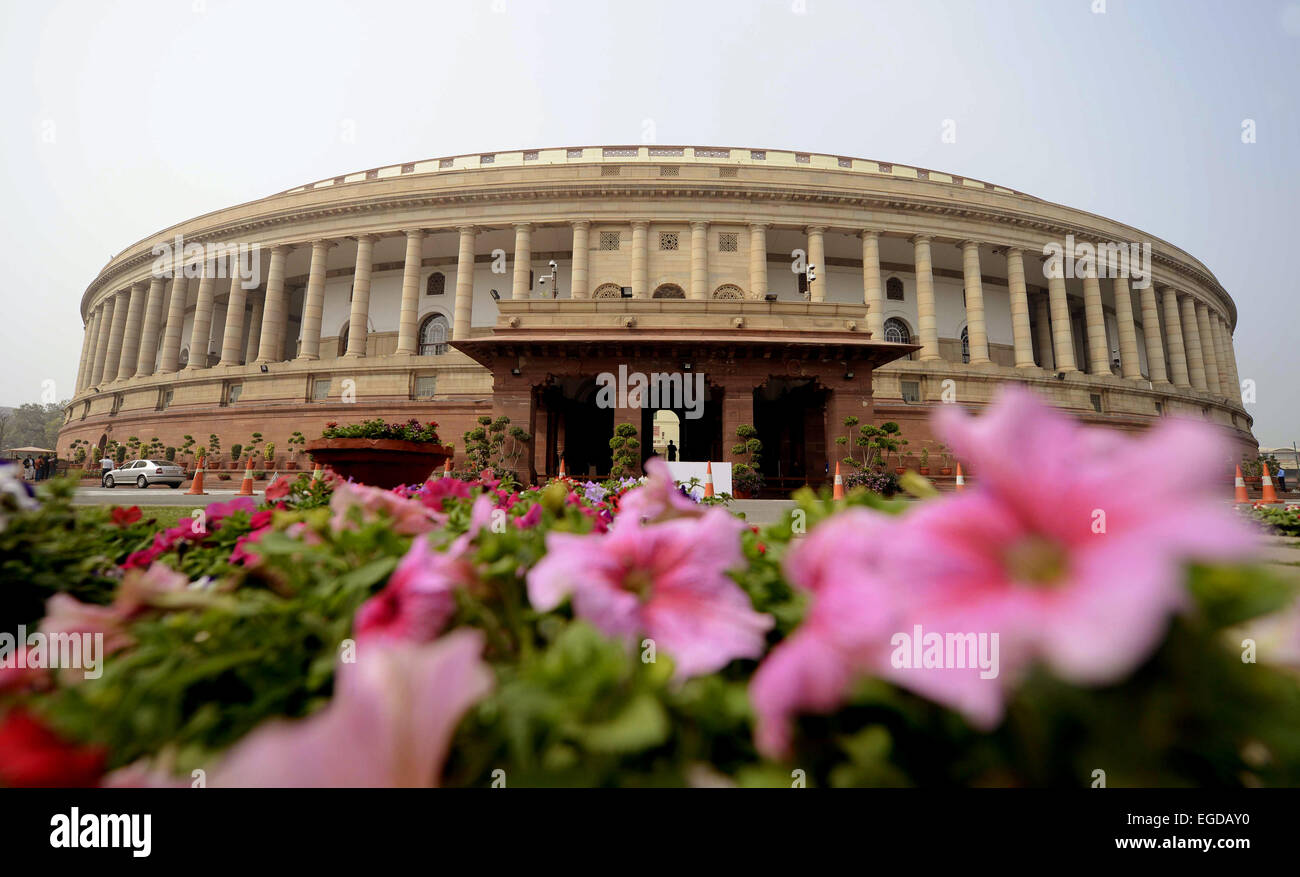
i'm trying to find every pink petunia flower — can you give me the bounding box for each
[40,594,134,656]
[751,387,1259,757]
[211,629,493,787]
[527,506,772,678]
[615,457,702,524]
[329,481,445,535]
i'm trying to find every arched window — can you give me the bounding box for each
[178,347,189,368]
[593,283,622,299]
[425,272,446,296]
[960,327,970,363]
[418,314,449,356]
[883,317,910,344]
[886,277,904,301]
[712,284,744,300]
[652,283,685,299]
[337,322,349,356]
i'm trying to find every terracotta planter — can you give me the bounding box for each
[940,467,953,476]
[733,488,753,500]
[1246,476,1262,484]
[305,438,454,489]
[894,467,906,475]
[919,467,931,476]
[286,460,298,470]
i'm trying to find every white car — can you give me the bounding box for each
[103,459,186,489]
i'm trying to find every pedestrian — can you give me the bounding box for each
[100,451,114,487]
[666,439,678,462]
[37,456,48,481]
[1278,466,1288,493]
[23,457,34,481]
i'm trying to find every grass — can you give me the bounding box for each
[89,504,200,530]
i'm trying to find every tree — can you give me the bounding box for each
[609,423,641,479]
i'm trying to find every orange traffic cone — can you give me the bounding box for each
[1260,463,1280,504]
[954,462,965,491]
[558,457,567,479]
[312,462,323,482]
[1233,465,1249,504]
[832,461,845,500]
[186,458,207,496]
[237,457,255,496]
[703,461,715,498]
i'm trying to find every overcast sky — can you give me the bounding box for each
[1,0,1296,445]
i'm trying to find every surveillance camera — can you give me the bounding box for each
[548,260,558,269]
[539,276,548,284]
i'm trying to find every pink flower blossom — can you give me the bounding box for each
[751,387,1259,757]
[527,507,772,678]
[615,458,702,524]
[212,629,492,787]
[264,476,292,501]
[330,481,445,535]
[40,594,134,655]
[114,562,190,616]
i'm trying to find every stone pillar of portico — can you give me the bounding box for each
[297,241,332,360]
[159,274,189,372]
[912,235,941,361]
[861,231,884,337]
[1110,276,1141,380]
[1005,248,1035,368]
[91,298,115,385]
[1160,287,1190,388]
[959,240,991,364]
[749,224,769,301]
[570,221,590,299]
[1081,268,1109,376]
[116,282,148,380]
[75,317,94,392]
[1195,301,1222,395]
[219,267,250,366]
[255,246,288,363]
[1045,270,1077,372]
[806,227,826,302]
[1221,317,1243,404]
[344,235,376,356]
[690,221,709,300]
[395,230,424,354]
[453,226,476,341]
[135,276,167,376]
[244,292,264,363]
[187,264,218,370]
[631,221,649,299]
[1179,293,1207,390]
[721,380,756,471]
[511,223,532,300]
[101,290,131,382]
[1033,293,1055,370]
[1139,285,1168,384]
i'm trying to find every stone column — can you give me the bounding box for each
[90,298,115,385]
[959,240,991,364]
[344,235,376,357]
[244,293,263,363]
[1220,317,1243,404]
[806,226,826,302]
[1213,314,1235,400]
[395,230,424,354]
[1033,293,1055,370]
[135,277,167,376]
[511,223,532,300]
[1160,287,1190,388]
[1194,301,1222,395]
[690,221,709,300]
[256,246,288,363]
[861,231,884,336]
[74,315,95,392]
[101,289,131,382]
[1179,293,1207,390]
[1045,270,1077,372]
[219,267,250,366]
[453,226,476,340]
[296,241,331,360]
[631,221,649,298]
[116,282,148,379]
[749,223,769,300]
[721,380,756,469]
[187,264,218,370]
[159,274,189,372]
[1139,285,1168,384]
[1081,268,1109,376]
[570,221,590,299]
[913,235,940,361]
[1006,248,1034,368]
[1111,276,1141,380]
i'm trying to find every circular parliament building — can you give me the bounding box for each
[59,145,1255,488]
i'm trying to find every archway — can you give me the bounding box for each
[652,283,685,299]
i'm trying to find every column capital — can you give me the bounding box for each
[513,221,532,232]
[403,228,425,239]
[859,229,880,240]
[805,225,826,235]
[749,221,771,231]
[690,220,709,231]
[269,243,292,257]
[957,239,982,251]
[457,225,478,235]
[571,219,591,230]
[910,233,932,246]
[310,238,338,250]
[352,233,377,244]
[631,219,650,230]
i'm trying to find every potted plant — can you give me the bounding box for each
[263,442,276,467]
[286,431,305,469]
[731,424,764,499]
[231,443,243,466]
[306,419,452,489]
[609,423,641,479]
[919,446,931,476]
[937,443,954,477]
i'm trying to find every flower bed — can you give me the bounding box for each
[2,389,1298,788]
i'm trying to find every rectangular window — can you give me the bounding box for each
[795,153,811,163]
[750,150,766,160]
[718,167,738,178]
[566,148,584,158]
[1155,401,1164,415]
[413,375,437,400]
[718,232,738,253]
[313,379,331,401]
[226,384,242,405]
[438,158,454,168]
[659,232,679,251]
[600,166,621,176]
[522,151,539,161]
[901,381,921,403]
[797,272,808,295]
[157,388,173,411]
[695,148,730,158]
[660,165,679,176]
[1090,393,1103,414]
[599,231,621,251]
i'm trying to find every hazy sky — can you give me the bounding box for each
[2,0,1296,445]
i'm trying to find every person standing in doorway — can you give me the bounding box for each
[665,439,678,462]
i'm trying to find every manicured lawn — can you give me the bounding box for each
[89,504,200,530]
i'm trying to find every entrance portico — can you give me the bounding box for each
[454,299,918,487]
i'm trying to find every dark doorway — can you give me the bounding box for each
[540,378,614,479]
[754,377,829,493]
[639,382,722,466]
